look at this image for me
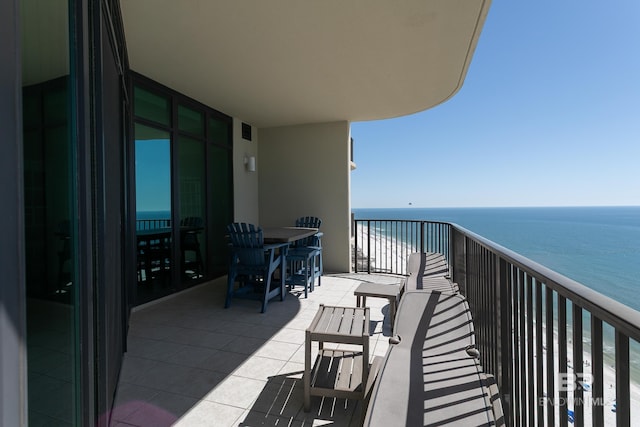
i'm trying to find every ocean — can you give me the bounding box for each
[352,206,640,312]
[353,206,640,379]
[137,210,171,221]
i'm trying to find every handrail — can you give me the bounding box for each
[452,223,640,342]
[353,219,451,275]
[353,217,640,427]
[136,218,171,231]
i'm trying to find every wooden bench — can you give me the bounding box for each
[406,251,451,278]
[403,252,459,295]
[363,290,504,426]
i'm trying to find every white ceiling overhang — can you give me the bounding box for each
[121,0,491,128]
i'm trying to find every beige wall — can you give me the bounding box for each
[258,121,352,273]
[232,119,259,224]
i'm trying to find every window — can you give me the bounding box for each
[132,75,233,304]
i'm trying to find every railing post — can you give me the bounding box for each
[545,287,555,427]
[572,304,584,427]
[615,331,630,427]
[449,225,454,282]
[558,296,568,426]
[354,219,359,273]
[420,221,425,255]
[497,256,512,426]
[457,229,467,296]
[591,317,604,426]
[366,220,371,274]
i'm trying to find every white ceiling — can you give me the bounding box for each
[121,0,491,128]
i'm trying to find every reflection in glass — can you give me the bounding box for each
[178,104,204,136]
[131,81,234,299]
[179,136,206,281]
[209,117,233,275]
[210,115,231,146]
[22,0,77,424]
[135,124,173,303]
[133,86,171,126]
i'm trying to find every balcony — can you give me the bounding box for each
[111,273,401,426]
[110,219,640,426]
[354,219,640,426]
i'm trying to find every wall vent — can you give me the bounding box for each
[242,122,252,141]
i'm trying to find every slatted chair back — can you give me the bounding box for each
[181,217,203,247]
[227,222,266,268]
[294,216,322,247]
[226,222,285,312]
[180,216,203,228]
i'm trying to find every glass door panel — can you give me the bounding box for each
[135,124,173,303]
[179,135,206,282]
[209,115,231,146]
[208,117,233,275]
[178,104,204,137]
[133,86,171,126]
[208,147,233,275]
[131,80,234,301]
[22,1,78,423]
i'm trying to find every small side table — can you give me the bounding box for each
[304,304,370,411]
[354,282,401,327]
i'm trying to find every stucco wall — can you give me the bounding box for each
[258,121,352,273]
[232,119,259,224]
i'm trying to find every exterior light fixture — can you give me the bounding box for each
[244,155,256,172]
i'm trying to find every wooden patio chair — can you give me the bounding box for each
[286,216,323,297]
[180,216,204,278]
[226,222,287,313]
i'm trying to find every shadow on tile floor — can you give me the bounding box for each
[108,274,397,427]
[238,371,363,427]
[109,278,305,426]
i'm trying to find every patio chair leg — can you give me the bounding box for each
[225,273,235,308]
[309,256,315,293]
[279,268,286,302]
[261,276,271,313]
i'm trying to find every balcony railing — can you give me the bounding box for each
[136,218,171,231]
[354,219,640,427]
[353,219,451,275]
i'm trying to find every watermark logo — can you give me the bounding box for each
[539,373,605,407]
[559,373,591,392]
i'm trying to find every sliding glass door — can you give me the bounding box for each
[208,116,233,275]
[131,76,233,305]
[135,123,173,303]
[22,0,79,423]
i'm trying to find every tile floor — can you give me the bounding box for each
[109,273,403,427]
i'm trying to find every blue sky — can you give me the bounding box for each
[136,139,171,212]
[351,0,640,208]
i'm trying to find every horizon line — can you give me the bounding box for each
[352,204,640,209]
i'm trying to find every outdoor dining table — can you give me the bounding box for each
[261,226,319,244]
[224,226,321,310]
[261,226,320,296]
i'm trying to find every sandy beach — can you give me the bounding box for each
[354,223,415,275]
[354,222,640,423]
[541,326,640,425]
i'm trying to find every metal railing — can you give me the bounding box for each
[136,218,171,231]
[353,219,451,275]
[353,218,640,427]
